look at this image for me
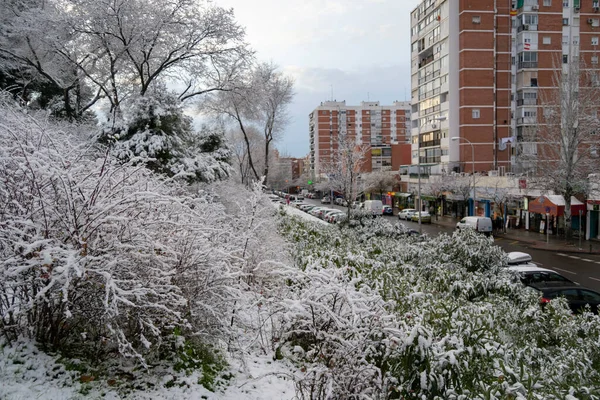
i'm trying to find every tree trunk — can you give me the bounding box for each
[263,138,271,187]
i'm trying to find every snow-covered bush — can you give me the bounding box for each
[0,98,281,369]
[277,214,600,399]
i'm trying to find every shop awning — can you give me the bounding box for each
[395,193,412,198]
[528,195,586,216]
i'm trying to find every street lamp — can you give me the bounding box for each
[451,137,476,216]
[417,115,446,233]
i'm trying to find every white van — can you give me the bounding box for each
[363,200,383,216]
[456,216,493,235]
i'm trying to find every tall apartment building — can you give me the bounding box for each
[309,100,411,178]
[410,0,593,174]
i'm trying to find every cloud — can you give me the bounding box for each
[214,0,423,157]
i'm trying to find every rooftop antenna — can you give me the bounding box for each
[367,92,370,101]
[330,84,333,101]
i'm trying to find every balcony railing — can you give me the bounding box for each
[518,61,538,69]
[517,98,537,106]
[419,156,441,164]
[420,139,441,147]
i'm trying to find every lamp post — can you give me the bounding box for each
[417,115,446,233]
[451,137,476,216]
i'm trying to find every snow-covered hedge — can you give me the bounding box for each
[274,215,600,399]
[0,99,283,368]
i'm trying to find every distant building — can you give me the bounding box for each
[308,100,411,178]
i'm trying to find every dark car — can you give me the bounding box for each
[382,205,393,215]
[530,284,600,314]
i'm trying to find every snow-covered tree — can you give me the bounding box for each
[530,58,600,239]
[319,133,369,220]
[0,0,96,120]
[250,62,294,186]
[361,170,396,199]
[441,173,475,218]
[106,90,232,183]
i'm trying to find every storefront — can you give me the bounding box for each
[528,195,586,235]
[587,200,600,240]
[393,193,413,210]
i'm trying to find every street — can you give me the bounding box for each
[302,198,600,290]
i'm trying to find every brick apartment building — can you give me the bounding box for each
[410,0,597,175]
[308,101,411,179]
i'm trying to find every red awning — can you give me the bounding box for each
[528,195,586,217]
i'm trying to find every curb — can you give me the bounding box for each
[497,235,600,255]
[431,221,600,255]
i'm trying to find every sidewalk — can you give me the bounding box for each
[432,215,600,255]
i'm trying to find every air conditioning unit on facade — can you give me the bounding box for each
[589,18,595,24]
[532,5,539,10]
[431,124,437,129]
[488,170,499,177]
[523,24,530,30]
[595,6,600,12]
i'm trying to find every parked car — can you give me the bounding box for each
[398,208,416,220]
[529,283,600,314]
[320,196,331,204]
[456,216,493,235]
[382,205,393,215]
[363,200,383,216]
[324,210,345,223]
[317,208,338,219]
[334,197,343,205]
[308,207,327,217]
[508,265,576,286]
[299,204,314,212]
[329,212,348,224]
[411,211,431,223]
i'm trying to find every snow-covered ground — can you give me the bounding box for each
[0,339,297,399]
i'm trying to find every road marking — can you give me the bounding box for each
[589,277,600,282]
[532,261,543,266]
[568,255,581,259]
[553,267,577,275]
[557,253,569,257]
[581,259,594,263]
[596,261,600,265]
[510,241,519,245]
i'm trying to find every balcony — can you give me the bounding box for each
[420,139,441,148]
[419,156,441,164]
[518,61,538,69]
[517,98,537,106]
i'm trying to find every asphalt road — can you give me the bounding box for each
[301,198,600,291]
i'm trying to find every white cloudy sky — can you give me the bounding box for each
[217,0,421,157]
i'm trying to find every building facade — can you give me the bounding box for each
[410,0,592,175]
[308,100,411,179]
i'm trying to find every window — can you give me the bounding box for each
[563,0,569,6]
[562,35,568,45]
[472,16,481,24]
[472,109,480,119]
[594,37,599,46]
[543,0,551,4]
[563,54,568,63]
[593,55,599,64]
[543,36,551,45]
[593,19,600,27]
[563,18,569,26]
